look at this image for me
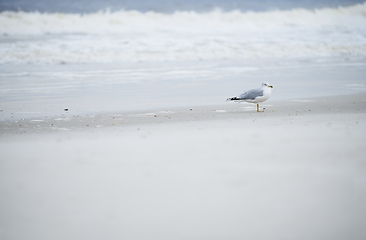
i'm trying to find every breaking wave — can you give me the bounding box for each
[1,3,366,34]
[0,3,365,63]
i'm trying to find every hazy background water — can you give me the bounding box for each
[1,0,364,13]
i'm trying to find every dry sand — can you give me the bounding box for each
[1,93,366,240]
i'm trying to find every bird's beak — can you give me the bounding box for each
[269,85,273,88]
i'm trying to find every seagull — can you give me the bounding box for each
[227,82,274,112]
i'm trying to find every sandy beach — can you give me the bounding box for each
[1,93,366,240]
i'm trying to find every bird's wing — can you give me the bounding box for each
[238,88,263,100]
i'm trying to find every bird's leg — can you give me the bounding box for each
[257,104,264,112]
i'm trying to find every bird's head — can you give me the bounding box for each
[262,82,273,88]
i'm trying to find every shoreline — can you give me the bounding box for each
[1,57,366,124]
[1,92,365,137]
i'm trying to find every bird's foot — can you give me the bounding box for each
[256,104,265,112]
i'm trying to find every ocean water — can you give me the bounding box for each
[0,0,366,121]
[1,0,364,13]
[1,1,366,63]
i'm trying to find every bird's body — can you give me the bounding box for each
[227,82,273,112]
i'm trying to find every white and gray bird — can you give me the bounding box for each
[227,82,274,112]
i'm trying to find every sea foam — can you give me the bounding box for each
[1,3,366,34]
[0,3,365,63]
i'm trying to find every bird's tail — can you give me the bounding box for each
[226,96,239,102]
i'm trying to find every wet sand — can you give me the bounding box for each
[1,93,366,240]
[1,93,366,135]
